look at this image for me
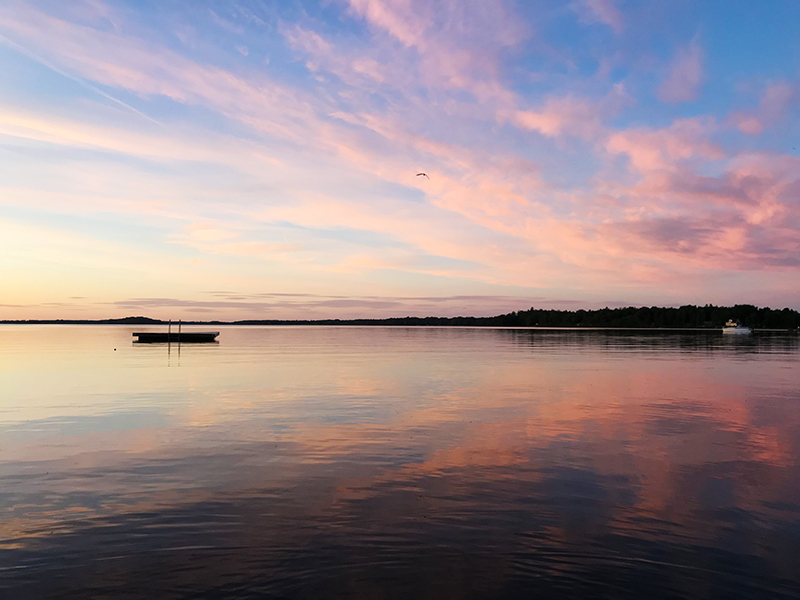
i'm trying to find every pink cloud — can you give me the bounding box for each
[512,97,596,138]
[658,41,704,104]
[733,115,764,136]
[344,0,525,104]
[0,4,323,149]
[2,1,799,312]
[587,149,800,271]
[759,82,796,121]
[0,7,552,286]
[574,0,624,34]
[509,84,633,139]
[348,0,424,48]
[606,118,723,172]
[729,82,796,135]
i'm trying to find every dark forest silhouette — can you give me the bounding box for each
[4,304,800,329]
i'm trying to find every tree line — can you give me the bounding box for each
[236,304,799,328]
[4,304,799,329]
[472,304,800,329]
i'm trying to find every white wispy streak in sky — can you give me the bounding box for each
[0,0,799,319]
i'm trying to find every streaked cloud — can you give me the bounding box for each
[109,293,577,317]
[0,0,799,319]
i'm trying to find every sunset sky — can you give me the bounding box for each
[1,0,799,320]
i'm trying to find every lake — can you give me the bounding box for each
[1,325,799,599]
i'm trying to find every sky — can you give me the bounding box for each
[0,0,799,320]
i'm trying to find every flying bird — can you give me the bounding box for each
[416,172,430,179]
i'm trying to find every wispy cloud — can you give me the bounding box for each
[508,84,633,140]
[109,293,589,318]
[729,82,797,135]
[658,40,704,104]
[0,32,159,124]
[573,0,624,34]
[0,0,799,318]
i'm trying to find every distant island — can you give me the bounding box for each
[3,304,800,329]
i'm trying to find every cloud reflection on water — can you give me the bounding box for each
[1,327,799,598]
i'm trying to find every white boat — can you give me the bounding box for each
[722,319,751,334]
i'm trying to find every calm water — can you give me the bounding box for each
[1,326,799,599]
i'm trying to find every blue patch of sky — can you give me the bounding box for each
[0,44,164,130]
[300,1,373,40]
[609,65,629,84]
[368,92,389,113]
[124,96,224,131]
[0,205,189,257]
[270,221,406,251]
[574,56,603,79]
[493,124,602,191]
[698,0,800,82]
[0,45,104,109]
[0,140,268,204]
[621,0,799,133]
[507,37,623,101]
[720,125,799,157]
[102,1,311,94]
[509,0,797,133]
[381,183,428,204]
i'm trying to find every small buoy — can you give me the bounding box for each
[114,348,117,351]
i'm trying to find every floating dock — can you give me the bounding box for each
[133,331,219,343]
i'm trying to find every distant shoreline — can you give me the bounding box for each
[1,322,795,333]
[2,304,799,330]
